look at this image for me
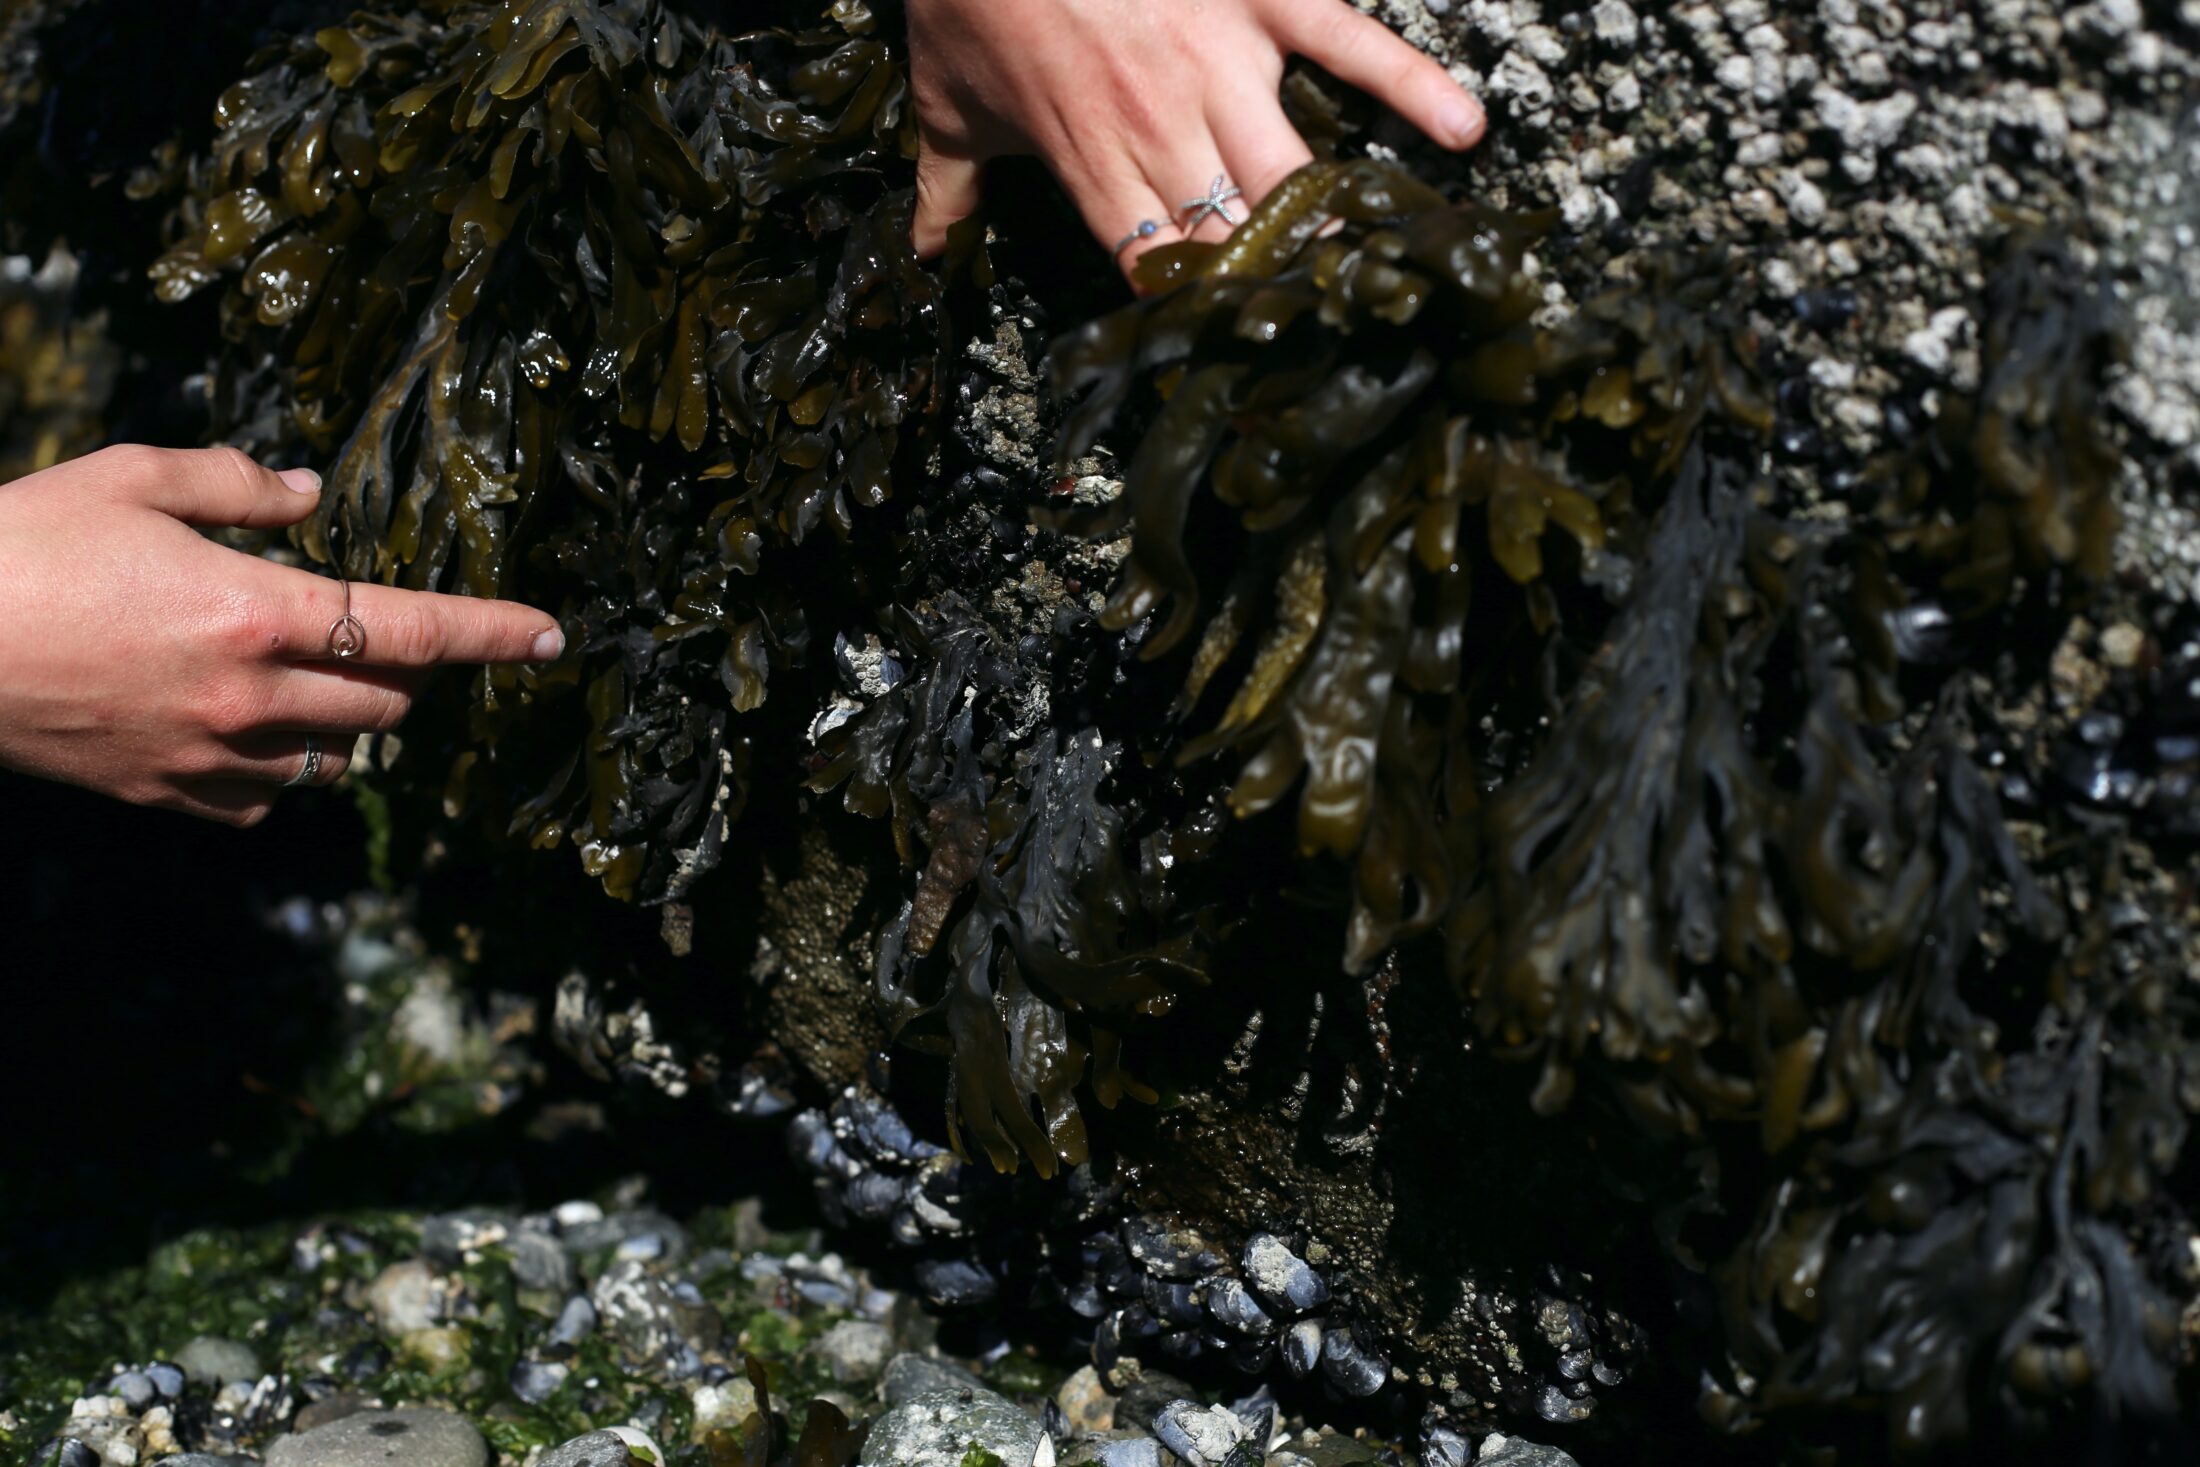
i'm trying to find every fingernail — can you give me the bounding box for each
[531,626,565,661]
[1441,97,1485,147]
[279,467,322,494]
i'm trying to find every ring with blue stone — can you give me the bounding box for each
[1112,218,1166,258]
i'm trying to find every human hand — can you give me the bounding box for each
[906,0,1485,283]
[0,445,564,825]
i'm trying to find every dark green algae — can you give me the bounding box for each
[137,0,2196,1457]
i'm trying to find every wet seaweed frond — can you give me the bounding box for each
[159,0,957,901]
[809,599,1200,1177]
[0,247,120,482]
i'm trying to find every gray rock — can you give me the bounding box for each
[560,1208,689,1263]
[1061,1432,1161,1467]
[1112,1368,1197,1435]
[420,1210,512,1268]
[1053,1364,1115,1434]
[294,1394,377,1433]
[145,1362,186,1398]
[159,1457,254,1466]
[264,1407,487,1467]
[592,1258,720,1361]
[857,1388,1043,1467]
[108,1369,156,1411]
[880,1352,985,1405]
[1477,1435,1580,1467]
[509,1229,578,1295]
[177,1336,261,1387]
[535,1431,633,1467]
[549,1293,598,1348]
[1152,1401,1250,1467]
[812,1318,895,1383]
[510,1359,570,1405]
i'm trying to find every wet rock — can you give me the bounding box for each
[509,1228,578,1295]
[264,1407,486,1467]
[1476,1434,1581,1467]
[107,1370,156,1412]
[176,1337,260,1388]
[1112,1367,1197,1434]
[1152,1400,1252,1466]
[856,1388,1044,1467]
[592,1258,719,1361]
[1054,1364,1116,1434]
[293,1395,377,1433]
[1061,1432,1162,1467]
[510,1359,569,1405]
[547,1292,598,1349]
[367,1260,439,1333]
[420,1210,510,1268]
[535,1434,630,1467]
[812,1318,895,1383]
[881,1352,986,1407]
[692,1377,761,1435]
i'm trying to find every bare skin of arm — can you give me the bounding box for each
[906,0,1485,282]
[0,445,563,826]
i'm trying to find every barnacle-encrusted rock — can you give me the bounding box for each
[88,0,2200,1459]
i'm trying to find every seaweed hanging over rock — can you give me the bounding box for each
[1046,153,2195,1453]
[146,1,2200,1456]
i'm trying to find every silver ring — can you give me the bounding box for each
[284,735,323,788]
[1113,219,1166,258]
[1179,175,1243,232]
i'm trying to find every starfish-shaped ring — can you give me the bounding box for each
[1179,175,1243,232]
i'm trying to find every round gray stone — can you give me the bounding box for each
[880,1352,985,1405]
[535,1432,633,1467]
[811,1318,894,1383]
[264,1407,487,1467]
[176,1336,261,1387]
[857,1388,1042,1467]
[1477,1435,1580,1467]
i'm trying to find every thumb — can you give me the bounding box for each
[101,444,322,529]
[912,142,986,258]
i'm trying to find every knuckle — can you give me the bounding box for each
[389,612,446,666]
[201,683,268,738]
[93,442,163,480]
[205,444,263,489]
[368,689,413,733]
[221,589,290,658]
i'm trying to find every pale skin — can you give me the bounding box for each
[906,0,1487,279]
[0,2,1480,822]
[0,445,562,826]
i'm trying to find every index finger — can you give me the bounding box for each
[257,563,564,667]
